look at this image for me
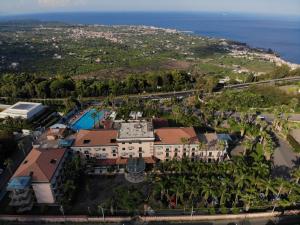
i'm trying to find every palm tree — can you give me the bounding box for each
[18,141,26,156]
[260,178,276,198]
[234,174,250,192]
[4,158,13,175]
[240,190,256,212]
[291,168,300,185]
[242,139,253,156]
[90,111,98,128]
[172,105,182,124]
[201,181,214,204]
[252,161,270,178]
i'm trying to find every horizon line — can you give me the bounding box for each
[1,10,300,18]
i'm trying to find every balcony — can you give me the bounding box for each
[9,192,33,207]
[9,189,31,200]
[17,201,34,213]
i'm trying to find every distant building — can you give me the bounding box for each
[71,121,229,174]
[0,102,44,120]
[7,148,69,212]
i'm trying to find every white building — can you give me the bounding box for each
[0,102,44,120]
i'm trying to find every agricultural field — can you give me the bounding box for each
[0,21,277,80]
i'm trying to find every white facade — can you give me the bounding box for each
[32,183,55,204]
[0,102,44,119]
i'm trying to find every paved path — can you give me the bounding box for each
[272,134,300,178]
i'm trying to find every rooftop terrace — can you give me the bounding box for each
[117,122,155,141]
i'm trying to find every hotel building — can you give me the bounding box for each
[72,121,229,173]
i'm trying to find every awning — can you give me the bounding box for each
[7,176,32,190]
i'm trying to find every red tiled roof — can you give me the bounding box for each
[116,157,128,165]
[13,148,67,182]
[154,127,199,145]
[73,130,118,147]
[144,156,159,164]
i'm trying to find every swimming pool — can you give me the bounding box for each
[71,109,107,131]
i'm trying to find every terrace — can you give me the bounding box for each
[117,121,155,141]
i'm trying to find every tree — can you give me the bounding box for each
[4,158,13,175]
[64,97,78,113]
[172,105,182,124]
[35,80,50,98]
[91,111,99,128]
[291,168,300,185]
[242,139,253,156]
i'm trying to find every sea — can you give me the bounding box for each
[1,12,300,64]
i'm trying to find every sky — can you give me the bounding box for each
[0,0,300,16]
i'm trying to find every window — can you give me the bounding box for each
[139,141,142,144]
[139,147,142,152]
[175,148,178,152]
[84,151,89,154]
[83,139,91,144]
[166,148,170,152]
[113,154,116,157]
[166,153,169,157]
[122,148,125,151]
[209,152,212,157]
[50,159,57,164]
[122,142,125,144]
[139,153,142,157]
[174,153,178,157]
[102,148,106,151]
[192,148,195,151]
[129,142,132,144]
[183,153,186,157]
[192,152,195,157]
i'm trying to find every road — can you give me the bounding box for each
[2,215,300,225]
[256,113,300,178]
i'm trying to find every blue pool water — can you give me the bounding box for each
[71,109,106,131]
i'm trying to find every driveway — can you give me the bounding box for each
[272,134,300,178]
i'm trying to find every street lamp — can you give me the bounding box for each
[98,205,105,221]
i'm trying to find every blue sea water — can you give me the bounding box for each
[1,12,300,64]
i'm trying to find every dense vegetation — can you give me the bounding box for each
[0,71,194,99]
[148,156,300,213]
[206,85,299,112]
